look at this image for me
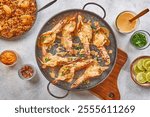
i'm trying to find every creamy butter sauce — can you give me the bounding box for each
[116,11,138,33]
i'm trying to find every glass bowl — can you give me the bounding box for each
[115,11,140,34]
[130,30,150,50]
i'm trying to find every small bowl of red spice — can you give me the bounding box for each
[18,64,36,80]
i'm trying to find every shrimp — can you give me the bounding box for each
[93,28,111,65]
[58,17,77,54]
[39,53,79,68]
[77,15,92,56]
[71,61,108,89]
[52,59,94,84]
[98,46,111,65]
[38,19,68,55]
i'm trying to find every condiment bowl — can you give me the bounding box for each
[0,50,18,67]
[130,56,150,87]
[18,64,36,81]
[115,11,140,34]
[130,30,150,50]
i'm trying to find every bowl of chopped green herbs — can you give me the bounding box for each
[130,30,150,50]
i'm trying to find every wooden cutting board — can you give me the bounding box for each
[89,49,128,100]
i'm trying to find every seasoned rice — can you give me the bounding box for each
[0,0,37,39]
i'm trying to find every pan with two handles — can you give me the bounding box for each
[35,2,117,98]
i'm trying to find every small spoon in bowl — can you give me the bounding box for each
[129,8,149,22]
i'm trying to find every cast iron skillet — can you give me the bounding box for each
[0,0,57,40]
[35,2,117,98]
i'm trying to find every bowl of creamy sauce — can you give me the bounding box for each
[115,11,139,33]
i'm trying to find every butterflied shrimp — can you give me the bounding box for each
[52,64,75,84]
[71,61,108,89]
[52,59,94,84]
[39,53,79,68]
[93,28,111,65]
[77,15,92,56]
[58,17,76,54]
[98,46,110,65]
[40,33,56,55]
[38,19,68,55]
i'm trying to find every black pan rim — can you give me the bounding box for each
[35,9,118,91]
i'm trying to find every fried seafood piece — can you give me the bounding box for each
[77,15,92,56]
[18,0,30,8]
[2,5,12,15]
[52,59,94,84]
[71,61,108,89]
[98,46,111,65]
[93,27,111,65]
[38,19,68,55]
[39,53,79,68]
[60,17,77,54]
[20,15,33,25]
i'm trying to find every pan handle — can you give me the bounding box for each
[82,2,106,19]
[37,0,57,13]
[47,82,70,99]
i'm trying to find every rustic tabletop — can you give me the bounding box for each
[0,0,150,100]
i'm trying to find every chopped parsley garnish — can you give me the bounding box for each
[91,25,97,29]
[131,32,147,48]
[41,35,47,39]
[96,57,99,61]
[61,68,70,76]
[74,46,82,50]
[68,57,73,61]
[70,24,74,27]
[45,58,51,62]
[79,54,85,58]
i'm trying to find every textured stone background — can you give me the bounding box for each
[0,0,150,100]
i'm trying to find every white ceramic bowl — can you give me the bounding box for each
[18,64,36,81]
[0,50,18,67]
